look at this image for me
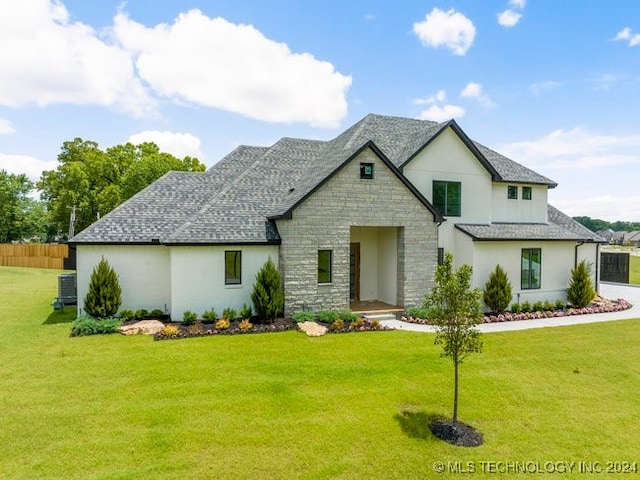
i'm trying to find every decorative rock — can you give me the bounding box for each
[297,321,328,337]
[118,320,166,336]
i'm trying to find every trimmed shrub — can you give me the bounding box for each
[349,317,365,329]
[202,309,218,324]
[483,265,512,313]
[71,315,122,337]
[520,301,532,313]
[215,318,230,330]
[318,309,339,323]
[222,307,237,321]
[251,257,284,322]
[118,309,134,320]
[83,257,122,318]
[239,303,252,319]
[543,301,555,311]
[161,325,179,336]
[150,308,164,318]
[532,301,544,312]
[555,299,567,310]
[135,309,149,320]
[567,260,596,308]
[292,310,316,323]
[239,319,253,331]
[330,319,344,331]
[338,310,358,323]
[511,303,522,314]
[182,310,197,325]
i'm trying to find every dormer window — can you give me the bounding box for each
[360,163,374,179]
[508,185,518,199]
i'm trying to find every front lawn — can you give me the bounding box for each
[1,266,639,479]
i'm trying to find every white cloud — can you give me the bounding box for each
[418,104,465,122]
[590,73,623,91]
[0,118,15,134]
[413,8,476,56]
[613,27,640,46]
[510,0,526,8]
[113,10,351,127]
[459,82,495,107]
[499,127,640,171]
[550,195,640,223]
[128,131,203,159]
[497,10,522,27]
[529,81,560,95]
[0,153,58,181]
[0,0,155,116]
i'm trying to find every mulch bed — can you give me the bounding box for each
[152,317,391,340]
[429,419,484,447]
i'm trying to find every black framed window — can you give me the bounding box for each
[360,163,374,179]
[523,186,532,200]
[508,185,518,199]
[521,248,541,289]
[318,250,332,284]
[433,180,461,216]
[225,250,242,285]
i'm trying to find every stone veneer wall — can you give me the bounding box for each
[276,147,439,317]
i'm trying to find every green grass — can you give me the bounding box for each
[630,255,640,285]
[2,266,640,479]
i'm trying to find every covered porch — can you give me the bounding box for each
[349,226,404,310]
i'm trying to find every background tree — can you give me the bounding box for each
[567,260,596,308]
[483,264,512,313]
[0,170,46,242]
[84,257,122,318]
[251,257,284,322]
[424,252,483,426]
[37,138,205,237]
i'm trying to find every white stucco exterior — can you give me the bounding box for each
[77,244,278,319]
[76,245,170,315]
[169,245,279,320]
[491,183,548,223]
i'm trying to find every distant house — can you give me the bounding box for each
[71,114,604,319]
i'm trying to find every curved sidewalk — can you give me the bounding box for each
[380,283,640,333]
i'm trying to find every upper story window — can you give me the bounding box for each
[225,250,242,285]
[360,163,374,179]
[522,186,532,200]
[508,185,518,199]
[433,180,461,217]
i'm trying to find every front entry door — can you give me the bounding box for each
[350,243,360,301]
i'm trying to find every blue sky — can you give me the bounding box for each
[1,0,640,221]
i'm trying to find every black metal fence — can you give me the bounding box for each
[600,252,629,283]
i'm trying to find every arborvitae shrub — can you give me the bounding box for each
[483,265,512,313]
[251,257,284,322]
[567,260,596,308]
[84,257,122,318]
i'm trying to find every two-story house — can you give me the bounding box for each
[71,114,603,318]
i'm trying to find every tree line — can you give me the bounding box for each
[1,138,205,242]
[572,216,640,233]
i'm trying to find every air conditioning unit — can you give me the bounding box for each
[53,273,77,310]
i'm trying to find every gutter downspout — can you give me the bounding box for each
[595,242,600,295]
[574,241,585,268]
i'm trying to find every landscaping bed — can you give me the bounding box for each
[153,316,391,340]
[402,297,632,325]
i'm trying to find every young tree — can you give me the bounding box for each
[567,260,596,308]
[0,170,35,242]
[424,252,483,426]
[483,264,512,313]
[84,257,122,318]
[251,257,284,322]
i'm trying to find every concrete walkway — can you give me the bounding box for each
[380,283,640,333]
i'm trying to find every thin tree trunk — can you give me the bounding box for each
[453,359,459,426]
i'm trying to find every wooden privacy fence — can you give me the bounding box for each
[0,244,69,269]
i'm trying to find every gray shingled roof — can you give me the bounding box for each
[71,113,564,245]
[455,205,605,242]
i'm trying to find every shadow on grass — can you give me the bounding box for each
[394,406,445,442]
[43,308,76,325]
